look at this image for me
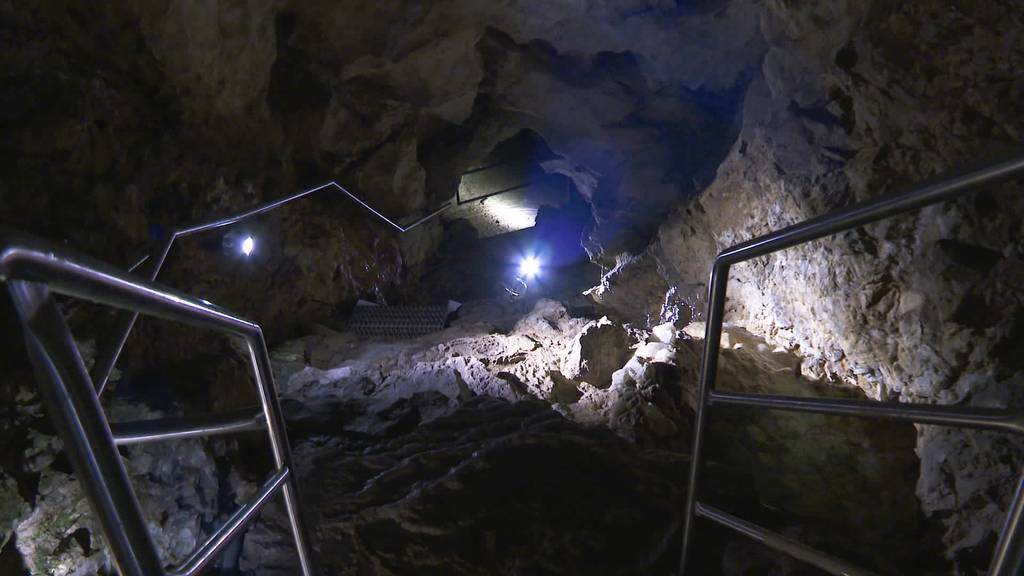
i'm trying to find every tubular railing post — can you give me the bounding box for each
[990,473,1024,575]
[679,259,730,574]
[93,182,452,396]
[168,468,291,576]
[707,391,1024,435]
[8,280,165,576]
[3,233,318,576]
[246,330,317,576]
[92,233,175,395]
[678,153,1024,574]
[695,503,879,576]
[111,408,266,445]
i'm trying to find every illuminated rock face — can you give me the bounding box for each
[0,0,755,370]
[220,306,930,574]
[676,325,935,573]
[643,2,1024,570]
[5,402,229,575]
[122,0,759,260]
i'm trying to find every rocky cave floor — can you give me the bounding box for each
[1,296,966,575]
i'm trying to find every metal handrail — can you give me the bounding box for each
[708,391,1024,435]
[110,408,266,445]
[168,467,291,576]
[679,154,1024,575]
[695,502,879,576]
[1,230,317,576]
[93,181,452,394]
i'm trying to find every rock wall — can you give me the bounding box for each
[0,396,235,575]
[646,2,1024,571]
[2,0,1022,573]
[0,0,765,375]
[0,2,759,572]
[678,324,941,574]
[0,1,407,379]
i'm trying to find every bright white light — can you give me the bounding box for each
[484,195,537,233]
[241,236,255,256]
[518,255,541,279]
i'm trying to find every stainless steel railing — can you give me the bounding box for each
[678,154,1024,575]
[93,181,452,395]
[1,231,317,576]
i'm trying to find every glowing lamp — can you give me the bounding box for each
[518,255,541,279]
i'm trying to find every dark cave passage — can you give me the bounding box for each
[1,2,1023,576]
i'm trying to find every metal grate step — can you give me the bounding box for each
[347,301,454,339]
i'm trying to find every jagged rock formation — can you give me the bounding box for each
[241,397,689,576]
[2,299,701,574]
[238,300,934,574]
[269,299,683,445]
[679,324,943,574]
[0,297,966,574]
[629,3,1024,570]
[3,400,233,575]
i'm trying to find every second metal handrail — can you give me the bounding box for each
[1,231,317,576]
[678,154,1024,575]
[94,181,452,394]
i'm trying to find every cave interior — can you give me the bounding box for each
[1,2,1023,575]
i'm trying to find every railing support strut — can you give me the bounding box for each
[679,153,1024,575]
[1,232,318,576]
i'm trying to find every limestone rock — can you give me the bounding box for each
[677,326,944,574]
[586,251,670,326]
[15,471,106,576]
[2,1,1021,573]
[560,317,632,388]
[647,2,1024,568]
[11,401,228,575]
[651,322,678,345]
[0,475,28,554]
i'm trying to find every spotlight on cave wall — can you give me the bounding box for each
[223,230,256,257]
[484,195,538,232]
[518,255,541,279]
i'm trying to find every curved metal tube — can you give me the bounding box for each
[991,475,1024,575]
[695,503,879,576]
[715,154,1024,265]
[1,231,318,576]
[0,233,257,336]
[168,468,290,576]
[709,391,1024,436]
[92,182,451,394]
[679,153,1024,575]
[7,279,166,576]
[111,408,266,445]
